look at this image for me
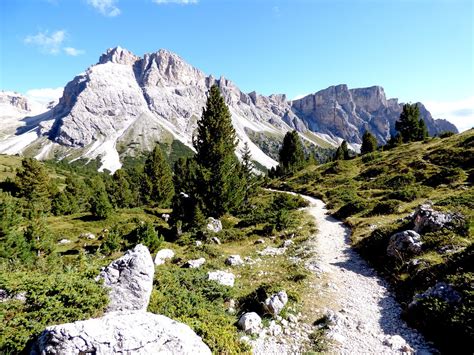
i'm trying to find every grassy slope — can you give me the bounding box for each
[270,129,474,353]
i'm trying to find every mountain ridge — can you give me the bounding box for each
[0,46,457,172]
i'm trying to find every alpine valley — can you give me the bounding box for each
[0,47,457,172]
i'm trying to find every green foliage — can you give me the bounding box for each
[192,85,245,217]
[385,172,416,189]
[278,130,305,174]
[23,214,55,258]
[369,200,400,216]
[141,145,175,208]
[14,158,52,213]
[439,131,456,138]
[387,186,422,202]
[395,103,429,143]
[100,227,122,255]
[334,199,369,219]
[360,130,378,155]
[426,167,465,187]
[89,176,113,220]
[148,267,247,354]
[107,169,134,208]
[131,221,163,253]
[0,264,108,353]
[334,140,349,160]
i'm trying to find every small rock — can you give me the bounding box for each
[383,335,410,351]
[257,247,286,256]
[161,213,170,222]
[410,282,462,308]
[238,312,262,334]
[58,239,71,245]
[264,290,288,315]
[225,255,243,266]
[287,314,298,323]
[283,240,294,248]
[211,236,221,245]
[154,249,175,265]
[80,232,95,240]
[195,241,203,247]
[268,320,282,336]
[387,230,423,259]
[185,257,206,269]
[206,217,222,233]
[254,239,265,244]
[207,271,235,287]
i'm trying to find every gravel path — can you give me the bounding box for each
[300,194,434,354]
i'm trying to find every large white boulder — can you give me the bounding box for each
[387,230,423,259]
[30,311,211,355]
[237,312,262,334]
[97,244,154,312]
[264,291,288,316]
[185,257,206,269]
[206,218,222,233]
[207,271,235,287]
[154,248,175,265]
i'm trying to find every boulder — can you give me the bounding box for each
[257,246,286,256]
[185,257,206,268]
[80,232,96,240]
[0,289,26,303]
[264,291,288,316]
[211,236,221,245]
[237,312,262,334]
[97,244,154,312]
[30,311,211,355]
[206,218,222,233]
[410,282,462,308]
[207,271,235,287]
[386,230,422,259]
[413,203,463,233]
[58,239,71,245]
[154,248,175,265]
[225,255,244,266]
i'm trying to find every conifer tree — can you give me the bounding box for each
[334,140,350,160]
[141,145,174,208]
[279,130,305,173]
[417,118,429,141]
[89,176,113,220]
[193,84,243,216]
[361,131,378,155]
[15,158,52,213]
[241,142,259,203]
[108,169,133,208]
[395,103,424,142]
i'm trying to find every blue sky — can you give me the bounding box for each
[1,0,473,130]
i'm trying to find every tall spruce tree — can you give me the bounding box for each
[108,169,133,208]
[334,140,350,160]
[395,103,424,142]
[361,131,378,154]
[417,118,429,141]
[89,176,113,220]
[193,84,244,216]
[278,130,305,173]
[15,158,52,213]
[141,145,174,207]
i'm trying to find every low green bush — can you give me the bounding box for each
[387,186,421,202]
[426,167,465,187]
[369,200,400,216]
[386,172,416,189]
[334,199,369,219]
[148,267,248,353]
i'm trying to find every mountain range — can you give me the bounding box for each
[0,46,457,172]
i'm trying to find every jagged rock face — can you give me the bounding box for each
[30,311,212,355]
[97,244,154,312]
[292,85,458,144]
[0,46,457,172]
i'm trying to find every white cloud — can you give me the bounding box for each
[153,0,198,4]
[424,96,474,132]
[87,0,121,16]
[64,47,85,56]
[24,30,66,54]
[25,87,64,105]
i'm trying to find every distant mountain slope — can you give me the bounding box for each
[0,47,457,172]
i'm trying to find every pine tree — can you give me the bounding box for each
[395,103,423,142]
[241,142,259,204]
[360,131,378,155]
[417,118,429,141]
[141,145,174,208]
[51,191,71,216]
[193,84,243,216]
[334,140,349,160]
[108,169,133,208]
[24,212,54,258]
[279,130,305,173]
[15,158,52,213]
[89,176,113,220]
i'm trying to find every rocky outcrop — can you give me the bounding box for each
[97,244,154,312]
[185,257,206,268]
[207,271,235,287]
[31,311,211,355]
[410,282,462,308]
[264,291,288,316]
[412,203,463,233]
[206,218,222,233]
[225,255,244,267]
[387,230,423,259]
[0,47,456,172]
[238,312,262,334]
[154,248,175,265]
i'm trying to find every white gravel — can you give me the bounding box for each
[253,191,435,354]
[300,194,434,354]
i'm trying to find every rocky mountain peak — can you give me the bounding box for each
[98,46,139,65]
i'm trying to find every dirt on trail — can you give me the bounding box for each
[252,192,435,354]
[301,194,434,354]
